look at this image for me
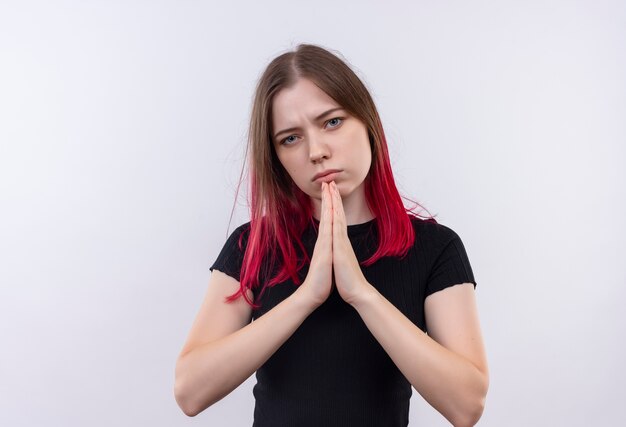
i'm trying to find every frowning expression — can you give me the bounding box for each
[271,78,372,200]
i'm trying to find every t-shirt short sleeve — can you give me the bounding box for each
[425,226,477,297]
[208,223,250,283]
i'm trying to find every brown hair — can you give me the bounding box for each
[225,43,435,308]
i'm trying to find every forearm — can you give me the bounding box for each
[174,287,317,416]
[351,286,488,427]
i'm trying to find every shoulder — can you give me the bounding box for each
[232,220,252,237]
[409,215,461,248]
[218,220,253,253]
[410,216,478,295]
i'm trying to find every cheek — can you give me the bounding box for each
[277,154,307,185]
[276,152,294,173]
[355,137,372,170]
[359,153,372,177]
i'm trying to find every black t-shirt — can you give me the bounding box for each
[209,215,477,427]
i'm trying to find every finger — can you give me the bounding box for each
[320,182,326,225]
[321,182,332,238]
[327,181,334,227]
[316,183,327,246]
[330,182,345,233]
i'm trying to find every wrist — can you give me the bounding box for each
[349,282,379,310]
[293,284,323,313]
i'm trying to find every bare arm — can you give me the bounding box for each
[176,186,334,416]
[174,270,316,416]
[350,282,488,427]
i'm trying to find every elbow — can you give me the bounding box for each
[174,358,200,417]
[174,370,220,417]
[454,396,486,427]
[453,374,489,427]
[174,354,223,417]
[174,360,215,417]
[174,380,201,417]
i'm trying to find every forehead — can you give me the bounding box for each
[272,78,339,125]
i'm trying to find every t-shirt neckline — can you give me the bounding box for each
[311,216,376,237]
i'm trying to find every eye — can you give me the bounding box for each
[326,117,344,128]
[279,117,344,146]
[280,135,298,146]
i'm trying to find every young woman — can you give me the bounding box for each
[174,43,489,427]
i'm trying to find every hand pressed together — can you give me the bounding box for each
[302,181,374,308]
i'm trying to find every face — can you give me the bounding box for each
[271,78,372,205]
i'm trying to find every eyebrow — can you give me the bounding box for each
[273,107,345,141]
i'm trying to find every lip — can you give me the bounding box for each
[312,169,342,182]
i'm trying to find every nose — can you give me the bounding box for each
[308,134,330,164]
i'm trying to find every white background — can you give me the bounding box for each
[1,1,624,426]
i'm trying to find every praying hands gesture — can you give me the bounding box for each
[300,181,375,308]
